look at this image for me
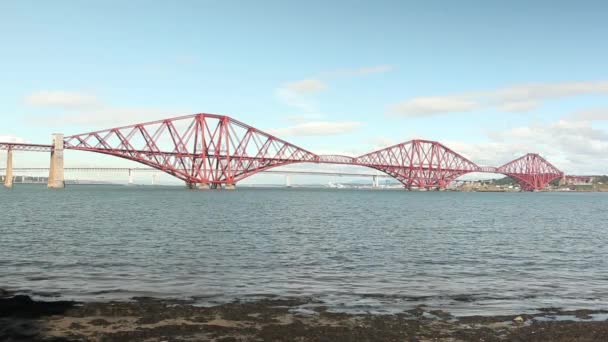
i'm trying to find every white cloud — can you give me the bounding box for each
[268,121,361,137]
[354,109,608,176]
[285,113,326,123]
[367,136,396,149]
[494,81,608,101]
[284,79,327,93]
[25,91,100,109]
[446,118,608,175]
[276,65,393,112]
[571,107,608,121]
[0,135,27,143]
[495,100,539,112]
[324,65,395,77]
[275,80,326,113]
[32,107,192,128]
[390,81,608,117]
[25,89,192,128]
[390,96,479,117]
[441,140,533,167]
[353,65,394,75]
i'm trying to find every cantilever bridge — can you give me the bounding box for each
[1,113,566,191]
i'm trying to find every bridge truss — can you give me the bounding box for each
[2,113,567,191]
[63,114,318,188]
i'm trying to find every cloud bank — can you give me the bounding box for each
[268,121,361,137]
[24,90,190,128]
[390,81,608,117]
[276,64,394,113]
[25,91,100,109]
[0,135,27,143]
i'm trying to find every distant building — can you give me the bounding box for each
[561,176,594,186]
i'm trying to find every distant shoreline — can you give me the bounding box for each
[3,182,608,192]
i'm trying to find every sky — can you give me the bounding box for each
[1,0,608,184]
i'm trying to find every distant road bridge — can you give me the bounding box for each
[0,112,585,191]
[0,167,391,177]
[0,167,391,187]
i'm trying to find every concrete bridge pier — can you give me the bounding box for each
[186,182,210,190]
[372,175,379,188]
[47,134,65,189]
[128,169,135,185]
[4,148,13,188]
[285,175,292,188]
[225,183,236,190]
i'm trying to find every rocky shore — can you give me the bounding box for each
[1,289,608,341]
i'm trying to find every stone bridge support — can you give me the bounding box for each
[48,134,65,189]
[186,182,211,190]
[285,175,292,188]
[4,148,13,188]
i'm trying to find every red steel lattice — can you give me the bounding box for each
[1,113,571,191]
[355,139,480,189]
[318,155,356,164]
[63,114,318,187]
[0,142,52,152]
[497,153,563,191]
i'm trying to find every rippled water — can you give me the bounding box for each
[1,185,607,315]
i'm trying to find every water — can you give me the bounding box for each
[1,185,607,316]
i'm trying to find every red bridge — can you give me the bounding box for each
[1,113,568,191]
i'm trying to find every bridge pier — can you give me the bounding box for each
[372,175,379,188]
[225,183,236,190]
[151,173,160,186]
[4,148,13,188]
[285,175,292,188]
[128,169,135,185]
[186,182,211,190]
[47,134,65,189]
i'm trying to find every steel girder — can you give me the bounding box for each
[0,142,52,152]
[355,140,480,189]
[496,153,563,191]
[63,114,318,186]
[0,113,565,191]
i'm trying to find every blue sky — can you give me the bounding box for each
[1,0,608,183]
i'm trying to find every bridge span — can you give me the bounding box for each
[0,113,577,191]
[0,167,392,187]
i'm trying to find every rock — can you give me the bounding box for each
[513,316,524,323]
[0,294,75,318]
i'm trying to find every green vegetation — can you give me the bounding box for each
[493,177,517,186]
[593,175,608,184]
[549,178,561,186]
[571,184,595,191]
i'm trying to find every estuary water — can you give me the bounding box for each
[1,185,607,316]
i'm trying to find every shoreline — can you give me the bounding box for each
[2,290,608,341]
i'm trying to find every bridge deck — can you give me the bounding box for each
[0,142,52,152]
